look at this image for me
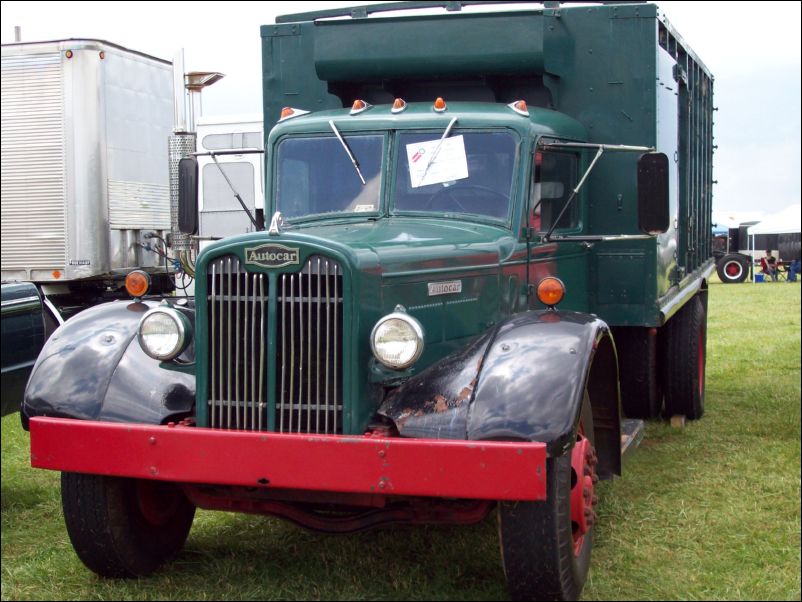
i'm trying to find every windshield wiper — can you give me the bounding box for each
[329,120,366,185]
[420,116,458,182]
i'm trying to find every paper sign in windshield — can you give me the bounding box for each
[406,135,469,188]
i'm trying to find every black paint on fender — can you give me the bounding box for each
[22,300,195,428]
[378,310,621,475]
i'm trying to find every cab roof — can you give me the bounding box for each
[268,101,586,142]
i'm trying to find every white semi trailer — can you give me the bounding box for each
[1,39,175,316]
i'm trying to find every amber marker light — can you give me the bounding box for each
[508,99,529,116]
[278,107,310,122]
[65,50,73,59]
[537,277,565,308]
[391,98,407,114]
[125,270,151,299]
[350,99,372,115]
[433,97,447,112]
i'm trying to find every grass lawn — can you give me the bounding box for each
[2,280,800,600]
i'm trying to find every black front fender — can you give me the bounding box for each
[22,300,195,427]
[378,310,621,468]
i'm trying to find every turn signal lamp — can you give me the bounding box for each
[508,100,529,116]
[391,98,407,114]
[350,99,373,115]
[433,97,447,112]
[537,277,565,308]
[125,270,151,299]
[278,107,310,122]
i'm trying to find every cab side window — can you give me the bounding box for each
[530,150,579,232]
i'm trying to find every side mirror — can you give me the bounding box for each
[637,153,670,234]
[178,157,198,235]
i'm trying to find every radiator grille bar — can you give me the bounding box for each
[277,257,343,434]
[208,256,267,431]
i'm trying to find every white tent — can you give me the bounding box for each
[747,204,801,282]
[746,204,801,236]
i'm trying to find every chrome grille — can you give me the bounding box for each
[208,255,268,430]
[206,254,343,433]
[277,257,343,434]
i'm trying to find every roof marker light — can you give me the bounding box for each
[391,98,407,114]
[350,99,372,115]
[279,107,310,122]
[508,100,529,116]
[433,97,447,112]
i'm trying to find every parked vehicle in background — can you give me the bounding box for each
[1,39,175,319]
[194,114,265,245]
[22,3,715,600]
[713,218,801,283]
[1,282,61,416]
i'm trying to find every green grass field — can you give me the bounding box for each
[2,280,800,601]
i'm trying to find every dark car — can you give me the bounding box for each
[1,282,61,416]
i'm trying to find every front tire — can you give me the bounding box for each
[61,473,195,577]
[499,397,597,601]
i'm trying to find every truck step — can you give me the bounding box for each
[621,418,645,461]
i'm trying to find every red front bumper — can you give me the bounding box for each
[29,417,547,501]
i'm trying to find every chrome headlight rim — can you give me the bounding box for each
[137,306,191,362]
[370,311,425,370]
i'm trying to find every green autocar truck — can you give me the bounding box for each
[23,2,714,599]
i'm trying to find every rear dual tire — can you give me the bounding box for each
[662,295,707,420]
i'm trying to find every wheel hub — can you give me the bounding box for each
[570,434,598,555]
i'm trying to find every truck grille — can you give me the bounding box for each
[207,254,343,433]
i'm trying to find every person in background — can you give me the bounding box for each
[787,259,800,282]
[764,250,779,282]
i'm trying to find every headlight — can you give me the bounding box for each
[138,307,191,361]
[371,311,424,370]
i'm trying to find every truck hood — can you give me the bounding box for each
[287,217,517,278]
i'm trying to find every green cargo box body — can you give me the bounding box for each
[261,2,714,326]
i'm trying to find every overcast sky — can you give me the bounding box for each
[2,1,800,218]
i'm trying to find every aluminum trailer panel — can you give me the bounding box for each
[1,39,173,283]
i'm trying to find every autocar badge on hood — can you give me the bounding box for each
[244,244,300,269]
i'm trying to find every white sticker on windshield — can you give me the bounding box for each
[406,135,469,188]
[354,204,375,213]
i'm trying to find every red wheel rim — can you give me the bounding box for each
[725,262,741,277]
[570,429,598,556]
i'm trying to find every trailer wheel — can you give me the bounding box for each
[716,254,748,283]
[61,472,195,577]
[663,295,707,419]
[499,395,597,601]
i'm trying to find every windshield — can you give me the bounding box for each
[393,131,516,220]
[276,134,383,219]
